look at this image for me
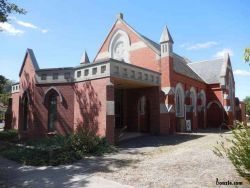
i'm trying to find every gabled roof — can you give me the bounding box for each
[19,48,40,76]
[160,25,174,43]
[173,54,204,82]
[120,18,161,54]
[94,16,161,61]
[188,58,225,84]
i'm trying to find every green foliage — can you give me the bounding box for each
[245,48,250,64]
[0,129,18,141]
[0,75,14,94]
[0,75,7,93]
[0,0,26,23]
[0,129,115,166]
[244,96,250,116]
[0,93,10,106]
[214,121,250,181]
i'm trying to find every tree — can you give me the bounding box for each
[244,48,250,64]
[0,0,26,23]
[0,75,7,93]
[244,96,250,116]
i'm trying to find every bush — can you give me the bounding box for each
[0,129,18,141]
[0,128,115,166]
[214,121,250,181]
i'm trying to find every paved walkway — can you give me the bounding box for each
[0,129,249,187]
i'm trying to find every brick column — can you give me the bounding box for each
[106,81,115,145]
[160,87,176,134]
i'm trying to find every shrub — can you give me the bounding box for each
[0,129,18,141]
[214,121,250,181]
[0,128,115,166]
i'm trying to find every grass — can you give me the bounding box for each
[0,129,18,141]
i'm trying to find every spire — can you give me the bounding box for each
[160,25,174,43]
[116,12,123,20]
[80,50,90,64]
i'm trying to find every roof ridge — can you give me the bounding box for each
[191,58,224,64]
[120,19,160,54]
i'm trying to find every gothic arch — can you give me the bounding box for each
[207,100,222,109]
[43,87,63,104]
[109,29,131,62]
[199,90,206,107]
[207,100,223,127]
[175,83,185,117]
[190,87,197,113]
[22,88,31,104]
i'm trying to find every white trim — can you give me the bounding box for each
[207,100,222,109]
[199,89,206,107]
[106,101,115,115]
[175,83,185,117]
[130,41,147,51]
[190,87,197,114]
[108,29,131,63]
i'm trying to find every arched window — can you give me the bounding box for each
[44,87,62,132]
[109,29,130,62]
[200,90,206,108]
[22,92,29,130]
[190,87,197,113]
[48,93,57,131]
[175,83,184,117]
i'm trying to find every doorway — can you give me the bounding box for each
[138,96,150,132]
[115,89,124,129]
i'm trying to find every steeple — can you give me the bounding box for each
[160,25,174,56]
[160,25,174,44]
[80,50,90,64]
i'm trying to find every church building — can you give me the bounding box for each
[9,13,243,144]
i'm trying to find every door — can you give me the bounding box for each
[138,96,150,132]
[115,89,124,129]
[207,103,222,128]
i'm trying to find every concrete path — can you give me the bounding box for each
[0,129,249,187]
[0,156,133,188]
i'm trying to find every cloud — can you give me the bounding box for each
[41,29,48,34]
[0,22,24,36]
[16,19,48,34]
[214,48,234,58]
[233,69,250,76]
[16,20,38,29]
[180,41,218,50]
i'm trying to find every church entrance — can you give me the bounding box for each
[138,96,150,132]
[207,102,223,128]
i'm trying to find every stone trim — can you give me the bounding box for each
[106,101,115,115]
[223,94,230,100]
[160,103,175,113]
[224,105,232,112]
[161,87,175,95]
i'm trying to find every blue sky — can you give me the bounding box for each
[0,0,250,100]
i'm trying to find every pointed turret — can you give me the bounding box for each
[160,25,174,44]
[160,25,174,56]
[80,50,90,64]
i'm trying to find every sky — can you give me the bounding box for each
[0,0,250,100]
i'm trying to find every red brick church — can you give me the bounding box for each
[8,13,245,144]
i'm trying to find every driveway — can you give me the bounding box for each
[0,129,249,187]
